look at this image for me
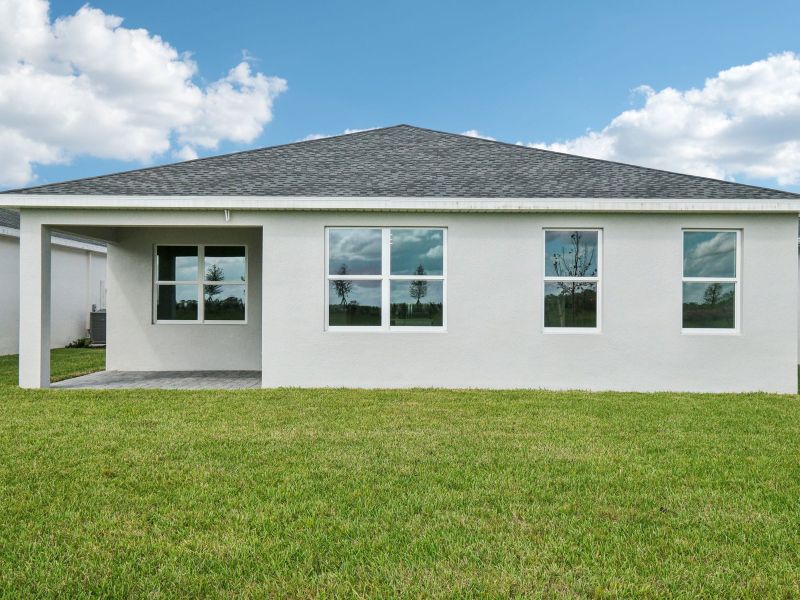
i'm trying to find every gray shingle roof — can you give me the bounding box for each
[0,208,19,229]
[5,125,798,199]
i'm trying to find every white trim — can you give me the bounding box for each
[0,225,106,253]
[153,243,248,325]
[542,228,603,333]
[2,194,800,213]
[542,327,603,335]
[325,226,447,332]
[680,229,741,335]
[381,228,390,330]
[52,236,107,253]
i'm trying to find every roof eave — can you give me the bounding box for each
[1,194,799,214]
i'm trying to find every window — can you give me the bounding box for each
[682,230,739,332]
[326,227,446,330]
[543,229,601,331]
[155,245,247,323]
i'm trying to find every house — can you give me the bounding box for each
[1,125,798,392]
[0,208,106,355]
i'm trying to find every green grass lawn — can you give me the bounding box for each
[0,352,799,597]
[0,348,106,386]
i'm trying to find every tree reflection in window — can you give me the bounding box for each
[390,264,443,326]
[154,245,246,323]
[682,231,738,330]
[544,230,600,328]
[332,265,353,306]
[682,282,735,328]
[327,227,446,328]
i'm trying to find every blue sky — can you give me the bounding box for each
[7,0,800,190]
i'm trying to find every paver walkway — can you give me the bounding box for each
[52,370,261,390]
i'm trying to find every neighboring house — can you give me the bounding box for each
[0,208,106,355]
[1,125,799,392]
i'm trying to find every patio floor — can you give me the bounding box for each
[52,370,262,390]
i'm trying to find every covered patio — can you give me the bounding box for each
[15,209,265,389]
[52,370,261,390]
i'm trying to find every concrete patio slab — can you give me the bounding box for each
[52,370,261,390]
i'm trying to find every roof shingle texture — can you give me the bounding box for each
[0,208,19,228]
[6,125,799,199]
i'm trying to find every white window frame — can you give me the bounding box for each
[325,227,447,332]
[542,228,602,334]
[681,229,741,335]
[153,244,248,325]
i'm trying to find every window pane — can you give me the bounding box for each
[157,284,198,320]
[545,231,599,277]
[205,246,246,282]
[683,231,736,278]
[390,280,443,326]
[157,246,197,281]
[204,284,246,321]
[328,280,381,326]
[682,282,735,328]
[544,282,597,328]
[328,229,382,275]
[390,229,444,275]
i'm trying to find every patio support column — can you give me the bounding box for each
[19,216,51,389]
[261,225,267,388]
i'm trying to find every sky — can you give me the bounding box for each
[2,0,800,191]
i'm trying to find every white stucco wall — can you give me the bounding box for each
[0,236,20,355]
[106,226,262,371]
[14,208,798,392]
[261,212,798,393]
[50,245,107,347]
[0,233,106,355]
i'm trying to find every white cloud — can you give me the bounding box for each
[300,127,378,142]
[531,52,800,186]
[461,129,496,141]
[172,146,199,162]
[0,0,287,186]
